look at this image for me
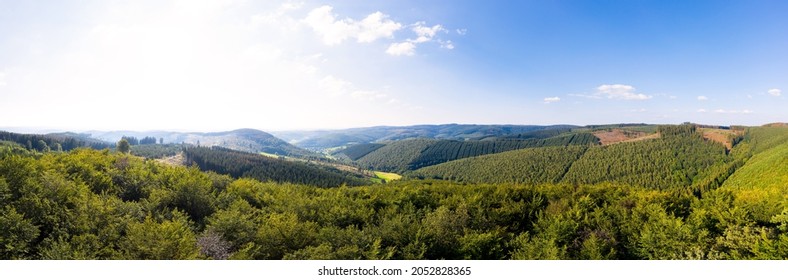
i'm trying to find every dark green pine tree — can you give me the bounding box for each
[117,139,131,154]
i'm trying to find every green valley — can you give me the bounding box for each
[0,123,787,260]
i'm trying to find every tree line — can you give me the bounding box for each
[414,125,734,191]
[182,146,369,187]
[351,132,599,173]
[120,136,160,146]
[0,131,110,152]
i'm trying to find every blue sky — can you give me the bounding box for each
[0,0,785,131]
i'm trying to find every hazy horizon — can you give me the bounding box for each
[1,1,786,131]
[2,120,782,136]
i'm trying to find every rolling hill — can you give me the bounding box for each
[0,130,111,151]
[345,131,599,173]
[411,145,589,184]
[272,124,580,151]
[182,146,369,187]
[87,128,318,158]
[412,124,744,190]
[353,138,439,173]
[2,123,787,260]
[717,126,788,223]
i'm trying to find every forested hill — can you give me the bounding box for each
[182,146,368,187]
[347,132,599,173]
[717,126,788,223]
[2,126,788,260]
[88,128,318,158]
[1,124,787,260]
[272,124,580,151]
[0,130,111,152]
[411,145,589,184]
[411,124,774,192]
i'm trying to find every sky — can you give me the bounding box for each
[0,0,786,132]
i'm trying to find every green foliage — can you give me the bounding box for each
[355,132,598,172]
[151,167,217,224]
[412,146,588,184]
[335,143,385,160]
[631,204,699,259]
[409,132,598,170]
[657,123,697,137]
[0,206,40,259]
[120,213,199,259]
[563,131,729,189]
[0,141,34,157]
[0,125,786,260]
[355,139,438,173]
[746,126,788,154]
[280,124,578,151]
[720,141,788,223]
[116,139,130,154]
[206,128,319,158]
[0,131,111,152]
[130,144,183,159]
[183,146,368,187]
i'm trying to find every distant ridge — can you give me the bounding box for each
[763,122,788,127]
[86,128,317,158]
[272,124,580,151]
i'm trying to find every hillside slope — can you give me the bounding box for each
[717,126,788,223]
[274,124,579,151]
[354,139,439,173]
[351,132,598,173]
[88,128,317,158]
[183,146,368,187]
[411,145,588,184]
[0,130,111,151]
[414,125,737,190]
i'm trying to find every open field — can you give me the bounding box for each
[374,171,402,182]
[699,128,743,150]
[593,129,653,145]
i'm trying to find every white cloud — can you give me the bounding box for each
[351,90,388,101]
[412,22,445,43]
[440,40,454,50]
[629,108,647,112]
[302,6,358,45]
[386,42,416,56]
[697,109,707,113]
[543,97,560,103]
[768,88,782,97]
[697,96,708,101]
[669,95,677,99]
[300,6,458,57]
[456,29,467,35]
[713,109,753,114]
[250,2,303,32]
[319,75,353,97]
[386,22,451,56]
[569,93,602,99]
[320,76,396,104]
[280,2,303,11]
[0,1,456,131]
[595,84,652,100]
[303,6,402,45]
[357,12,403,43]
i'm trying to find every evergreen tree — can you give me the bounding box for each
[36,140,49,152]
[117,139,131,154]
